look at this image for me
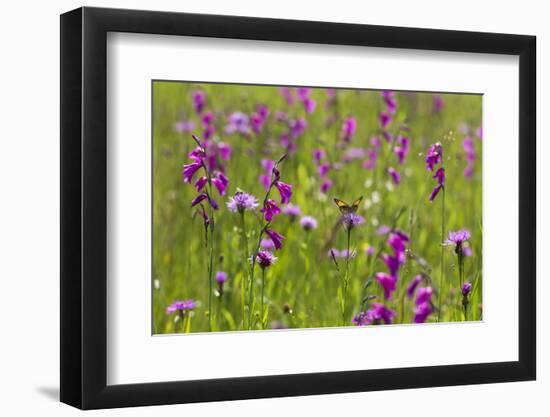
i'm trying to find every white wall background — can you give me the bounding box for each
[0,0,545,415]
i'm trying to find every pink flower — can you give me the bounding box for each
[261,199,281,222]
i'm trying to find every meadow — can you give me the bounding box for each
[152,81,482,334]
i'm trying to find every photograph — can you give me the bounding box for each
[152,82,483,334]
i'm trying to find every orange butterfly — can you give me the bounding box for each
[333,196,363,214]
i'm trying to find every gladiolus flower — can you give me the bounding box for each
[265,228,285,250]
[275,181,292,204]
[261,199,281,222]
[375,272,397,300]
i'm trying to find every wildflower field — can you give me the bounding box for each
[152,81,482,334]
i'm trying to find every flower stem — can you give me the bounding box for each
[437,187,446,322]
[261,268,266,329]
[342,227,352,325]
[240,211,249,329]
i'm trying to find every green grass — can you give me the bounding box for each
[152,81,482,333]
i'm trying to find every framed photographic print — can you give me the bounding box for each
[60,6,536,409]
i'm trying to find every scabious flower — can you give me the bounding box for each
[445,229,471,253]
[261,199,281,222]
[462,281,473,297]
[341,213,365,230]
[166,299,196,314]
[407,274,423,299]
[387,167,401,185]
[300,216,318,231]
[413,287,433,323]
[225,112,250,135]
[425,142,443,171]
[429,167,445,202]
[282,204,301,219]
[192,91,206,114]
[226,191,259,213]
[255,250,277,269]
[341,117,357,142]
[463,136,476,179]
[375,272,397,300]
[381,91,397,114]
[265,228,285,250]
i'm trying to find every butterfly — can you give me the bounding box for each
[333,196,363,214]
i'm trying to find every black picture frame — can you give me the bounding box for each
[60,6,536,410]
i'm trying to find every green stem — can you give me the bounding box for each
[342,227,352,325]
[261,268,266,329]
[437,187,446,322]
[240,211,249,329]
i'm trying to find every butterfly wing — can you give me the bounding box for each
[333,198,351,214]
[351,196,363,213]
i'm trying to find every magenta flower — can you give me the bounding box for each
[368,303,396,324]
[194,176,208,192]
[182,160,202,183]
[341,213,365,230]
[261,199,281,222]
[362,148,378,170]
[407,274,423,299]
[429,167,445,202]
[265,228,285,250]
[320,178,333,194]
[275,181,292,204]
[375,272,397,300]
[279,87,295,105]
[381,91,397,114]
[216,271,228,284]
[192,91,206,114]
[379,111,392,129]
[387,167,401,185]
[282,204,301,219]
[191,193,208,207]
[300,216,318,231]
[290,118,307,139]
[303,98,316,113]
[394,135,409,164]
[211,172,229,196]
[217,142,232,161]
[462,281,473,297]
[296,87,310,101]
[313,148,326,164]
[432,95,444,113]
[166,299,196,314]
[318,162,331,177]
[425,142,443,171]
[251,104,270,134]
[226,191,258,213]
[254,250,277,269]
[445,229,471,246]
[352,311,370,326]
[413,286,434,323]
[341,117,357,142]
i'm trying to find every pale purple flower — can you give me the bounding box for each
[339,249,357,259]
[328,248,340,258]
[462,281,473,297]
[175,120,196,133]
[375,272,397,300]
[216,271,228,284]
[265,228,285,250]
[261,238,275,250]
[300,216,318,231]
[425,142,443,171]
[362,148,378,170]
[166,299,196,314]
[463,136,475,179]
[341,117,357,142]
[341,213,365,230]
[192,91,206,114]
[463,246,473,257]
[255,250,277,269]
[261,199,281,222]
[407,274,423,299]
[387,167,401,185]
[226,191,259,213]
[445,229,471,247]
[225,112,250,135]
[365,246,375,256]
[217,142,232,161]
[282,204,301,219]
[342,147,365,162]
